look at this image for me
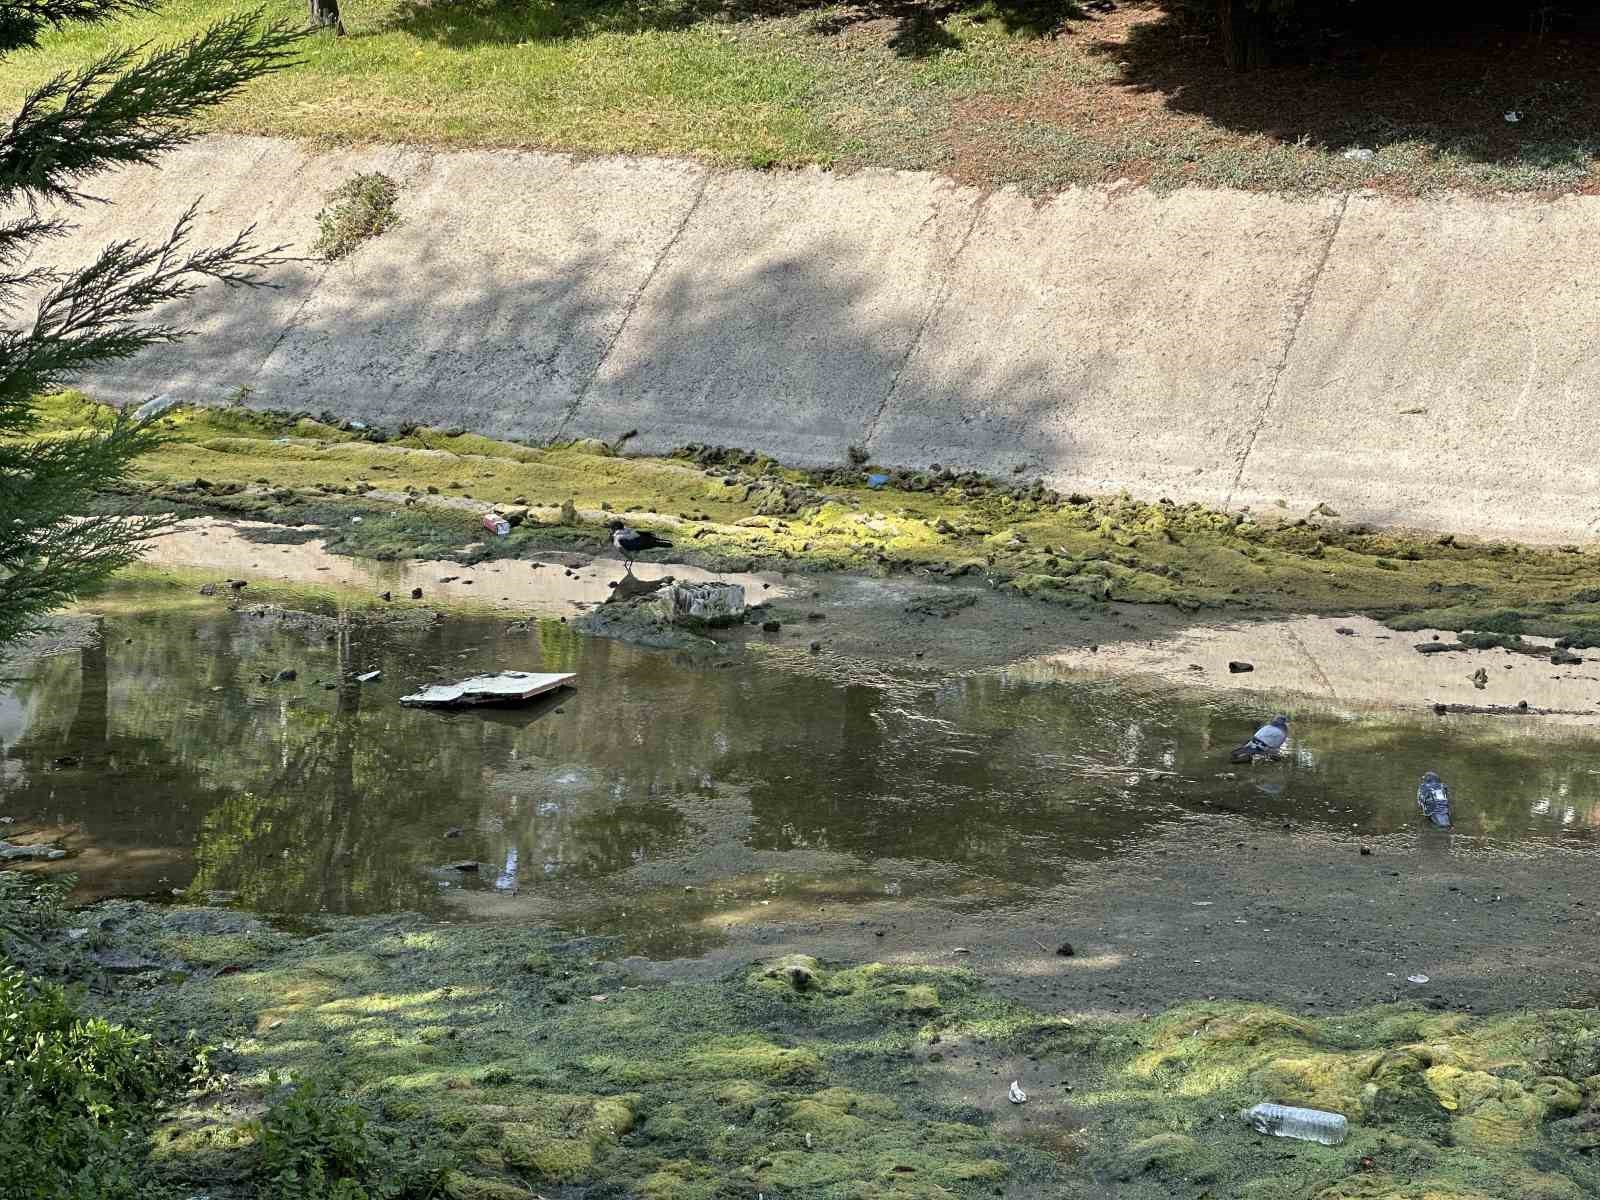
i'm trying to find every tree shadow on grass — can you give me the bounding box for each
[1091,1,1600,170]
[379,0,1092,58]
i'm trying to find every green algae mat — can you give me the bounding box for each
[34,392,1600,647]
[12,897,1596,1200]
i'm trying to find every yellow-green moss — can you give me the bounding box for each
[34,392,1600,639]
[42,900,1600,1200]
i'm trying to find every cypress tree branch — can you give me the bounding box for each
[1,5,308,652]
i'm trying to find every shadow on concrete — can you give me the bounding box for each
[113,190,1059,477]
[1093,0,1600,166]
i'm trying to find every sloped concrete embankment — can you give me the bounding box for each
[42,135,1600,543]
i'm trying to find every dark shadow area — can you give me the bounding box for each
[378,0,1090,57]
[1094,0,1600,166]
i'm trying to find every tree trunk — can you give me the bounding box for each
[1218,0,1269,71]
[309,0,344,34]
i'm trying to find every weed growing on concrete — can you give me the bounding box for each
[314,174,400,263]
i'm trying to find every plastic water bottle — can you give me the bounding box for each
[1240,1103,1348,1146]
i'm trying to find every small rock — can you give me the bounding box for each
[762,620,781,633]
[447,861,480,872]
[1056,942,1075,957]
[198,583,218,596]
[274,668,297,683]
[763,954,819,991]
[809,641,821,653]
[1552,651,1583,666]
[380,591,392,602]
[1227,661,1253,674]
[0,841,67,861]
[444,827,464,838]
[1359,847,1372,856]
[411,587,423,599]
[228,579,248,590]
[1335,626,1355,636]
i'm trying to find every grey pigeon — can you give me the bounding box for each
[1417,771,1452,828]
[608,519,674,571]
[1231,714,1289,764]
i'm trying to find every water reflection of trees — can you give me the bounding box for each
[3,597,1600,914]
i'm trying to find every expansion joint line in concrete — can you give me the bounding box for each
[1224,191,1351,509]
[555,168,714,440]
[860,194,988,453]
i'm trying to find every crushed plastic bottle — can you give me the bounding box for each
[1240,1103,1348,1146]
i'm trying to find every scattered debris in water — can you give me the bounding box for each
[400,671,575,708]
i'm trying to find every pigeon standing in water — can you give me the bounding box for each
[1417,771,1452,827]
[1231,715,1289,764]
[608,520,674,572]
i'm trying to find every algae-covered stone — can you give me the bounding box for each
[500,1130,593,1179]
[713,1079,767,1117]
[1533,1075,1584,1118]
[811,1087,901,1120]
[498,1094,636,1181]
[784,1098,871,1138]
[892,983,941,1015]
[1363,1050,1449,1126]
[1249,1053,1364,1115]
[755,1149,855,1189]
[442,1169,538,1200]
[1424,1065,1509,1115]
[685,1036,822,1084]
[642,1160,718,1200]
[758,953,821,991]
[1006,572,1109,604]
[1456,1089,1544,1150]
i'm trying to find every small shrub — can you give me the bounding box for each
[313,173,400,262]
[252,1077,381,1200]
[0,964,180,1200]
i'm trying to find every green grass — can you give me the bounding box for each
[10,0,1593,193]
[0,0,847,165]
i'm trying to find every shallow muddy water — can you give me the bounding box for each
[6,582,1600,960]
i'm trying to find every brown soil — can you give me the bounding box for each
[945,2,1600,194]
